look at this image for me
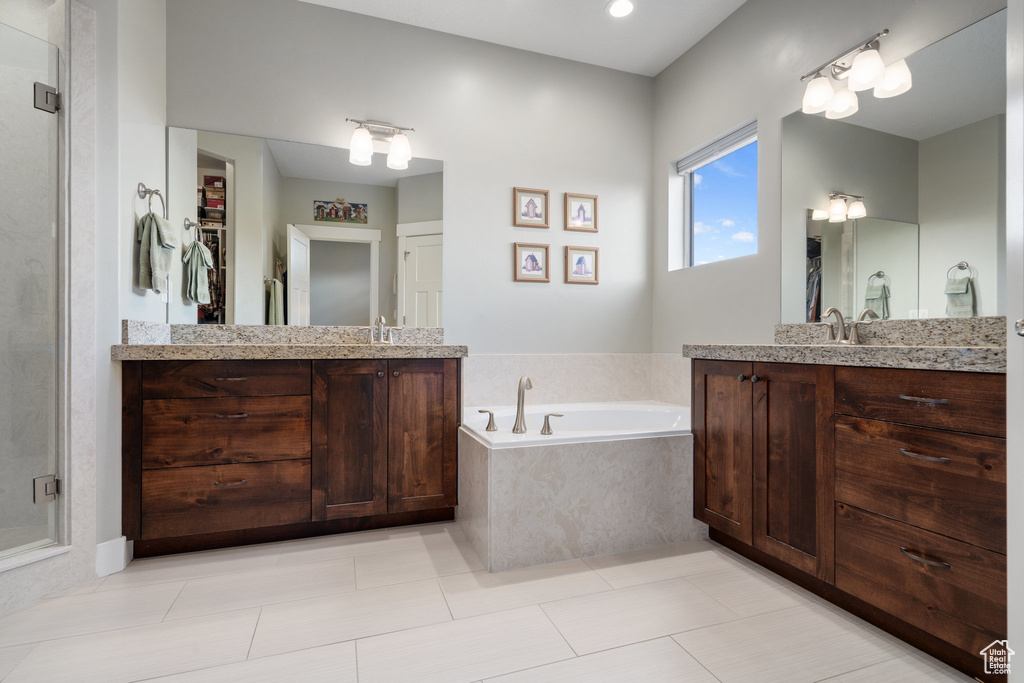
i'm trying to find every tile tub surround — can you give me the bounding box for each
[679,343,1005,373]
[457,429,706,572]
[774,315,1006,347]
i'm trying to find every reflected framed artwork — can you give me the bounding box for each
[513,187,550,228]
[514,242,550,282]
[565,245,599,285]
[565,193,598,232]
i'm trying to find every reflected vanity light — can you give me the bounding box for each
[345,118,415,168]
[823,191,867,223]
[799,29,911,119]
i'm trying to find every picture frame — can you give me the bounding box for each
[514,243,550,283]
[513,187,550,228]
[565,245,599,285]
[565,193,598,232]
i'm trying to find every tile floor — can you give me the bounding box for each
[0,522,972,682]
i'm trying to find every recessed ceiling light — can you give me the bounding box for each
[606,0,635,19]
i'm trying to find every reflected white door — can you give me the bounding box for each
[287,224,310,325]
[402,234,443,327]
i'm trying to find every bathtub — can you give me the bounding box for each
[461,401,690,448]
[457,401,706,572]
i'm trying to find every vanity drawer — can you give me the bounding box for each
[835,416,1006,553]
[835,503,1006,656]
[142,396,311,469]
[834,367,1005,437]
[142,360,311,399]
[141,460,312,539]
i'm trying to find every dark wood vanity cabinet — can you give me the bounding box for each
[124,357,460,555]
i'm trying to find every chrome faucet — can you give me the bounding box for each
[822,307,848,342]
[844,308,879,345]
[374,315,387,344]
[512,375,533,434]
[360,315,401,344]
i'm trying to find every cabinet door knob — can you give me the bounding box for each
[377,371,385,378]
[393,371,400,377]
[737,374,747,382]
[751,375,761,383]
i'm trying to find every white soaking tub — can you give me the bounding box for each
[456,401,706,572]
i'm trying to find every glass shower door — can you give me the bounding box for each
[0,23,61,559]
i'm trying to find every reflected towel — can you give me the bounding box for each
[945,277,975,317]
[136,212,178,293]
[864,283,889,320]
[268,278,285,325]
[182,238,214,304]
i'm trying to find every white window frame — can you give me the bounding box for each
[674,121,758,268]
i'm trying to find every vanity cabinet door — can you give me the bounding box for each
[387,359,458,513]
[751,363,834,582]
[312,360,389,520]
[693,360,753,545]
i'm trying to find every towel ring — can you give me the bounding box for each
[946,261,973,279]
[137,182,167,219]
[183,218,200,238]
[867,270,886,284]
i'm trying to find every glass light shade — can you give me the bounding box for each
[801,75,835,114]
[811,209,829,221]
[847,48,885,91]
[825,87,859,119]
[873,59,912,98]
[846,199,867,219]
[387,151,409,170]
[349,126,373,166]
[828,197,848,222]
[606,0,634,18]
[390,132,412,161]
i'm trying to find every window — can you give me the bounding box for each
[675,122,757,268]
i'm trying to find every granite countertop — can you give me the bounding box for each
[680,343,1005,374]
[111,343,468,361]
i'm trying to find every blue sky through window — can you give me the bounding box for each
[692,141,757,265]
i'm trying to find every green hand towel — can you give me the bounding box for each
[182,238,214,304]
[136,212,179,293]
[945,277,974,317]
[864,283,889,320]
[267,278,285,325]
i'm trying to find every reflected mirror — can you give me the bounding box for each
[167,128,443,327]
[782,9,1006,322]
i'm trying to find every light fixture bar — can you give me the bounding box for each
[345,118,415,138]
[799,30,889,82]
[829,191,864,201]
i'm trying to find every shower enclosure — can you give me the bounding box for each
[0,20,63,560]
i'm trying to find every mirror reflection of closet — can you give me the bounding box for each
[196,151,230,324]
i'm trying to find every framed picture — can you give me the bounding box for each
[565,246,599,285]
[514,243,550,282]
[565,193,598,232]
[513,187,550,228]
[314,198,368,224]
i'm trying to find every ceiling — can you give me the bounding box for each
[297,0,748,77]
[266,138,443,187]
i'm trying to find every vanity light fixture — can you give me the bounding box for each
[345,118,415,169]
[799,29,912,119]
[823,191,866,223]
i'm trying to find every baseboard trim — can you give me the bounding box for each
[95,536,128,576]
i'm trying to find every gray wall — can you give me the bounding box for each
[397,172,443,224]
[165,0,653,354]
[651,0,1004,349]
[310,242,372,326]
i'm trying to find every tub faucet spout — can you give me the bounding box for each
[513,375,533,434]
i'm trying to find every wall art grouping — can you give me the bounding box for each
[512,186,601,285]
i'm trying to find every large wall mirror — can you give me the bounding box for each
[167,127,444,327]
[781,9,1006,323]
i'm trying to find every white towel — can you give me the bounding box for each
[136,212,178,293]
[182,239,214,304]
[267,278,284,325]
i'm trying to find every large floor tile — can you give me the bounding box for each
[541,576,737,655]
[356,605,575,683]
[248,578,452,659]
[684,564,811,616]
[146,641,357,682]
[672,602,904,683]
[97,543,281,592]
[0,581,184,648]
[439,560,612,619]
[0,644,37,680]
[583,541,744,588]
[51,578,105,598]
[274,524,448,567]
[819,651,975,682]
[164,558,355,621]
[355,539,484,589]
[4,608,259,683]
[485,637,718,682]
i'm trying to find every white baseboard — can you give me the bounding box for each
[95,536,128,576]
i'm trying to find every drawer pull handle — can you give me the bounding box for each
[377,371,385,378]
[393,371,400,377]
[897,394,950,405]
[213,413,249,419]
[751,375,762,383]
[214,377,248,382]
[213,479,248,487]
[737,374,747,382]
[899,547,951,569]
[899,448,951,464]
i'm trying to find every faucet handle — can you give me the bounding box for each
[540,413,563,436]
[357,327,374,343]
[810,322,836,341]
[385,327,404,345]
[478,409,498,432]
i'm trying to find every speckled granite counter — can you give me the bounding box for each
[112,343,467,361]
[680,343,1004,373]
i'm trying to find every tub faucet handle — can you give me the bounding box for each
[540,413,563,436]
[478,409,498,432]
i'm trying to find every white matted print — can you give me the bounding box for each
[514,187,550,228]
[514,242,550,282]
[565,245,599,285]
[565,193,598,232]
